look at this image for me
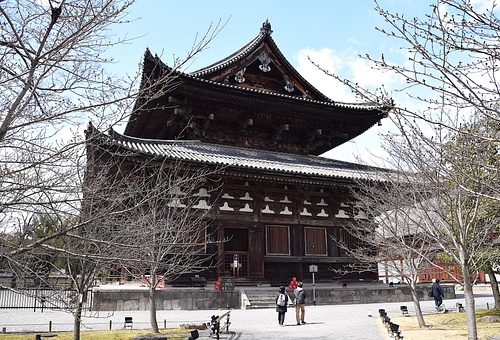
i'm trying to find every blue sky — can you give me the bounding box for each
[106,0,441,164]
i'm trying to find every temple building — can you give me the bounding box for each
[87,21,393,285]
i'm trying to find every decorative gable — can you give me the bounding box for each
[192,20,327,101]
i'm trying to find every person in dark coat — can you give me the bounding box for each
[432,279,444,308]
[294,281,306,325]
[275,285,289,326]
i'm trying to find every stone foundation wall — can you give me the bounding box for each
[91,284,455,311]
[310,284,455,305]
[92,288,240,311]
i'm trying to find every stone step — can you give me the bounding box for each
[244,289,293,309]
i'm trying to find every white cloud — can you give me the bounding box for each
[295,48,355,102]
[470,0,499,13]
[351,58,397,90]
[296,47,401,104]
[295,47,395,165]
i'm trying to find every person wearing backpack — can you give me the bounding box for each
[275,285,289,326]
[294,281,306,325]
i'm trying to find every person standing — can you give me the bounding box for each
[294,281,306,325]
[432,279,444,309]
[275,285,289,326]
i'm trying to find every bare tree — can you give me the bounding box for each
[0,0,137,251]
[312,0,500,197]
[84,134,222,333]
[1,0,224,338]
[121,167,220,333]
[310,2,500,339]
[1,134,224,338]
[0,3,138,338]
[338,111,500,338]
[335,176,438,328]
[443,113,500,310]
[1,0,223,256]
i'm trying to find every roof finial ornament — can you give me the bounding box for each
[260,19,272,35]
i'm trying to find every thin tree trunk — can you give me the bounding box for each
[462,264,478,340]
[409,280,427,328]
[73,297,83,340]
[149,285,159,333]
[485,265,500,309]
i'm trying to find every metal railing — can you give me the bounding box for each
[0,287,79,311]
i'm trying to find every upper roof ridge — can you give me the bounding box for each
[190,22,269,77]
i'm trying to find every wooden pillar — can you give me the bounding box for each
[217,224,225,277]
[248,223,264,279]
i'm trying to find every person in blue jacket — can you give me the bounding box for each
[432,279,444,308]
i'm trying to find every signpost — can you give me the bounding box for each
[219,277,234,291]
[309,264,318,306]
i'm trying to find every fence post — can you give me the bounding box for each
[49,321,52,332]
[109,320,112,330]
[33,289,37,312]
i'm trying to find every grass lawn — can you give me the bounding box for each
[386,308,500,340]
[0,328,191,340]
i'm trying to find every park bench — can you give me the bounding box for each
[35,334,57,340]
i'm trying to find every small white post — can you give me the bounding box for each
[309,264,318,306]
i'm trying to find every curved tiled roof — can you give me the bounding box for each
[186,73,388,111]
[97,128,391,182]
[142,49,390,113]
[190,32,265,78]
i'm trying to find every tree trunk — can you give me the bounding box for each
[462,264,478,340]
[149,285,159,333]
[485,265,500,309]
[409,280,427,328]
[73,296,83,340]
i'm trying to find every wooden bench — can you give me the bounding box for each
[35,334,57,340]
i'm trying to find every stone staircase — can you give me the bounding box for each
[243,289,284,309]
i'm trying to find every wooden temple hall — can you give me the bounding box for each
[86,21,393,284]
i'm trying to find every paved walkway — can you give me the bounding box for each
[0,291,495,339]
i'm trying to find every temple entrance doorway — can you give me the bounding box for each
[224,228,249,278]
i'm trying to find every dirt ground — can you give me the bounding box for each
[383,309,500,340]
